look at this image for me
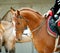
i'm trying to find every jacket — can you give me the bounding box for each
[50,0,60,15]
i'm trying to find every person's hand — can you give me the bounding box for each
[43,10,52,19]
[43,13,49,17]
[43,13,49,19]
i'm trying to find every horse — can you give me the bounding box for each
[12,14,31,41]
[0,20,16,53]
[10,7,60,53]
[2,9,31,42]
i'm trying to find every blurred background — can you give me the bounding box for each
[0,0,54,53]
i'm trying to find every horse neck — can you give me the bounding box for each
[20,10,44,32]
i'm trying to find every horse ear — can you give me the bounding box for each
[10,7,15,11]
[10,7,16,14]
[16,10,20,15]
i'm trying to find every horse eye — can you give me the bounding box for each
[17,22,21,25]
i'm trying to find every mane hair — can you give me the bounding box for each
[2,10,10,20]
[18,7,42,16]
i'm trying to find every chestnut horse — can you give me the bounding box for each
[0,20,16,53]
[10,9,31,42]
[11,7,60,53]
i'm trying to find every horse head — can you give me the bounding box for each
[10,8,27,41]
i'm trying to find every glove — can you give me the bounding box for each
[43,12,49,18]
[43,10,53,19]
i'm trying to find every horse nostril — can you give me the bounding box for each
[17,22,21,25]
[18,39,21,41]
[18,23,20,24]
[17,23,21,25]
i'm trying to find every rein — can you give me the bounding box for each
[31,18,46,33]
[20,16,46,33]
[17,15,47,33]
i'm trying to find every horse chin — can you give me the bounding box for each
[16,39,21,41]
[18,37,22,41]
[16,38,22,43]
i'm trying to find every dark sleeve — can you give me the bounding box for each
[50,0,59,15]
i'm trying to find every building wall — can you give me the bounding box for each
[0,0,54,19]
